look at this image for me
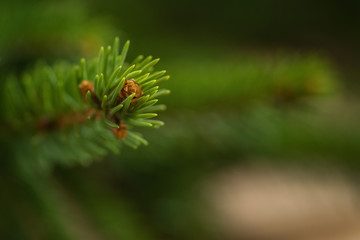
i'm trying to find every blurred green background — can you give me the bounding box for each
[1,0,360,239]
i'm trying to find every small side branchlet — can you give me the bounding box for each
[77,38,170,147]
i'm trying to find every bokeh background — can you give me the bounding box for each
[1,0,360,239]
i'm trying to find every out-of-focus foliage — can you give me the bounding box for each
[0,0,116,73]
[163,55,338,107]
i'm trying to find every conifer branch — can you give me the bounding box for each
[2,38,170,166]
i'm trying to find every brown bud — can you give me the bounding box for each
[111,120,127,139]
[78,80,94,99]
[119,79,143,104]
[36,116,57,132]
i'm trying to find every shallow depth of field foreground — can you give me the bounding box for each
[1,1,360,239]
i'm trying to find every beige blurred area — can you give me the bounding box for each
[203,163,360,240]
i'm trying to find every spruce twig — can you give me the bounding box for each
[2,38,170,155]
